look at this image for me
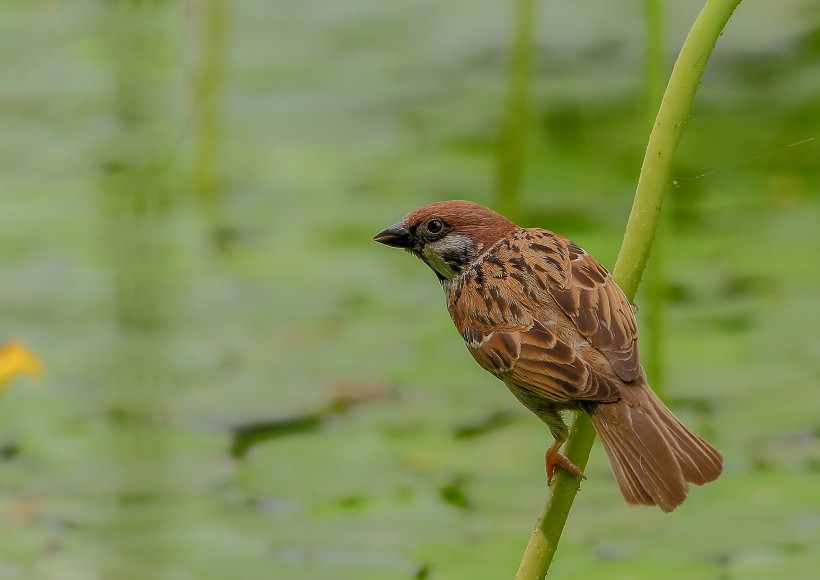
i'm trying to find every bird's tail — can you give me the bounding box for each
[587,381,722,512]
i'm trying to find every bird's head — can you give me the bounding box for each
[373,200,519,284]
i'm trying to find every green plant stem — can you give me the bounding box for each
[615,0,742,298]
[193,0,228,201]
[495,0,535,222]
[193,0,230,246]
[100,2,183,577]
[515,1,742,578]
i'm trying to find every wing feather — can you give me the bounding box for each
[448,229,638,405]
[460,322,621,404]
[544,239,641,382]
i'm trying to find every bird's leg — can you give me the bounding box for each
[538,408,586,485]
[545,438,585,485]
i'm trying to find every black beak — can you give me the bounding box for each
[373,221,411,248]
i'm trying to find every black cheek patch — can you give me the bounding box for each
[442,249,472,274]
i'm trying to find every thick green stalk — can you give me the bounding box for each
[515,1,742,578]
[495,0,535,222]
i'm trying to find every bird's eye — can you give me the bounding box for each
[426,219,444,234]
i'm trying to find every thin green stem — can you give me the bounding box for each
[193,0,228,200]
[193,0,230,248]
[515,1,742,577]
[495,0,535,222]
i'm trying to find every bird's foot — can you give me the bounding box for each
[545,441,586,485]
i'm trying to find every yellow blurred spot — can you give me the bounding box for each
[0,341,44,389]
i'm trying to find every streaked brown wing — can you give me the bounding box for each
[462,322,621,404]
[545,238,641,382]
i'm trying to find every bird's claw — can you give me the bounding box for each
[545,445,586,485]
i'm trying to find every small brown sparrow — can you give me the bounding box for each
[374,200,721,512]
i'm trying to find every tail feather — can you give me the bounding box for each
[645,398,722,485]
[588,381,722,512]
[595,418,655,507]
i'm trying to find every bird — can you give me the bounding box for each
[373,200,722,512]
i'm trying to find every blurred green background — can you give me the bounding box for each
[1,0,819,578]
